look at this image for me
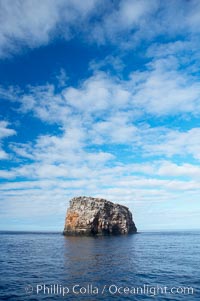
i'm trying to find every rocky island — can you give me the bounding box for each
[63,196,137,236]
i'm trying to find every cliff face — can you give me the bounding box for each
[63,196,137,236]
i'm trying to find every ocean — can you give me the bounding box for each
[0,231,199,300]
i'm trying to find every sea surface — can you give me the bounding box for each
[0,231,200,300]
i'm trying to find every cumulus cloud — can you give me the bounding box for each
[1,54,200,164]
[2,51,200,121]
[1,52,200,159]
[89,0,200,47]
[0,121,16,138]
[90,0,157,45]
[0,0,99,57]
[0,121,16,159]
[1,0,200,57]
[129,57,200,116]
[144,128,200,160]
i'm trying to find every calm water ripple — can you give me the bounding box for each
[0,231,200,300]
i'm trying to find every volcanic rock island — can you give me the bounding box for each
[63,196,137,236]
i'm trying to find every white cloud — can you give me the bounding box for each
[91,0,157,45]
[129,161,200,180]
[1,1,200,57]
[2,60,200,161]
[130,57,200,116]
[20,56,200,120]
[0,121,16,139]
[144,128,200,160]
[157,162,200,178]
[0,121,16,159]
[0,150,8,160]
[0,0,99,57]
[90,0,200,47]
[89,111,139,144]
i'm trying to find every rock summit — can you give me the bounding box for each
[63,196,137,236]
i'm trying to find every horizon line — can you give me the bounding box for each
[1,228,200,234]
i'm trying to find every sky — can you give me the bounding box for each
[0,0,200,231]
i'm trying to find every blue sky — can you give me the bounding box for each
[0,0,200,231]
